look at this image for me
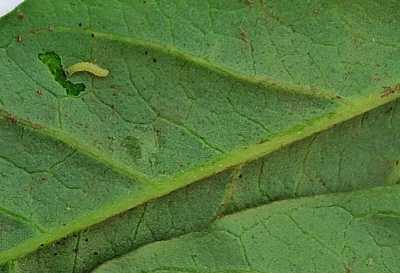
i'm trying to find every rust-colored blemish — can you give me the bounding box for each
[7,115,17,124]
[381,84,400,98]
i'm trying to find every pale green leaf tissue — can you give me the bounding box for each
[1,1,400,272]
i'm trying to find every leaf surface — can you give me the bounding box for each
[1,0,400,272]
[93,185,400,273]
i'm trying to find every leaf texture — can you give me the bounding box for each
[1,0,400,272]
[93,185,400,273]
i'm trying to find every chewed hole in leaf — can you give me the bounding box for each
[38,52,86,96]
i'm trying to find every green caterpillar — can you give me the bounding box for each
[67,62,109,77]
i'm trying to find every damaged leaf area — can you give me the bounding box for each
[39,52,86,96]
[1,0,400,272]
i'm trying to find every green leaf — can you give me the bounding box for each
[92,185,400,273]
[12,101,400,273]
[1,0,400,272]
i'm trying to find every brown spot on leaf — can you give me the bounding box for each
[7,116,17,124]
[381,84,400,98]
[17,12,25,20]
[245,0,254,7]
[240,28,250,44]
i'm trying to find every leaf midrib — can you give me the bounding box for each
[0,88,398,264]
[1,23,400,264]
[18,26,343,101]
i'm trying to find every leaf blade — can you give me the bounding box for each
[1,0,400,271]
[93,184,400,273]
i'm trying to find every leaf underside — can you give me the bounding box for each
[1,0,400,272]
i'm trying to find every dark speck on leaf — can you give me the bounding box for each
[7,116,17,124]
[91,33,95,38]
[153,58,157,63]
[78,23,82,27]
[385,107,393,114]
[17,12,25,20]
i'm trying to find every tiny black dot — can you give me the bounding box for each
[93,251,98,256]
[84,238,89,242]
[144,51,148,55]
[53,253,58,256]
[78,23,82,27]
[238,174,243,179]
[153,58,157,63]
[40,244,44,247]
[91,33,95,38]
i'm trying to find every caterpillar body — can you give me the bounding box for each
[67,62,109,77]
